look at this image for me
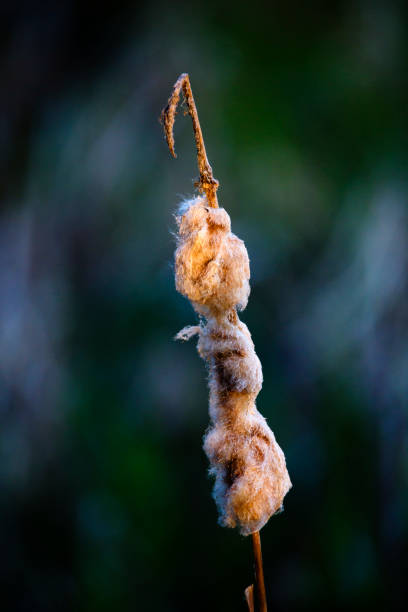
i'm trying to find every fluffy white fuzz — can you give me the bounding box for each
[175,196,291,535]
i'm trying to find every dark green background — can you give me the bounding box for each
[1,1,407,610]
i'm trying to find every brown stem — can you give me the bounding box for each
[245,585,255,612]
[161,73,219,208]
[252,531,268,612]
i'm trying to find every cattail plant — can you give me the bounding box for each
[162,74,291,611]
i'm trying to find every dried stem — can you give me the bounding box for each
[245,585,255,612]
[251,531,268,612]
[161,73,219,208]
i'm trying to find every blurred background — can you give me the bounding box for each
[1,1,407,610]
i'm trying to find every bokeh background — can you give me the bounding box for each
[1,1,407,610]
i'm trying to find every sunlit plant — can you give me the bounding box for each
[162,74,291,611]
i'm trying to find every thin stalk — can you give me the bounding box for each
[245,585,255,612]
[161,73,219,208]
[252,531,268,612]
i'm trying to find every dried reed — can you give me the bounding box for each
[161,73,291,611]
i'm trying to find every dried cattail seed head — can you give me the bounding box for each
[162,73,291,536]
[174,196,292,535]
